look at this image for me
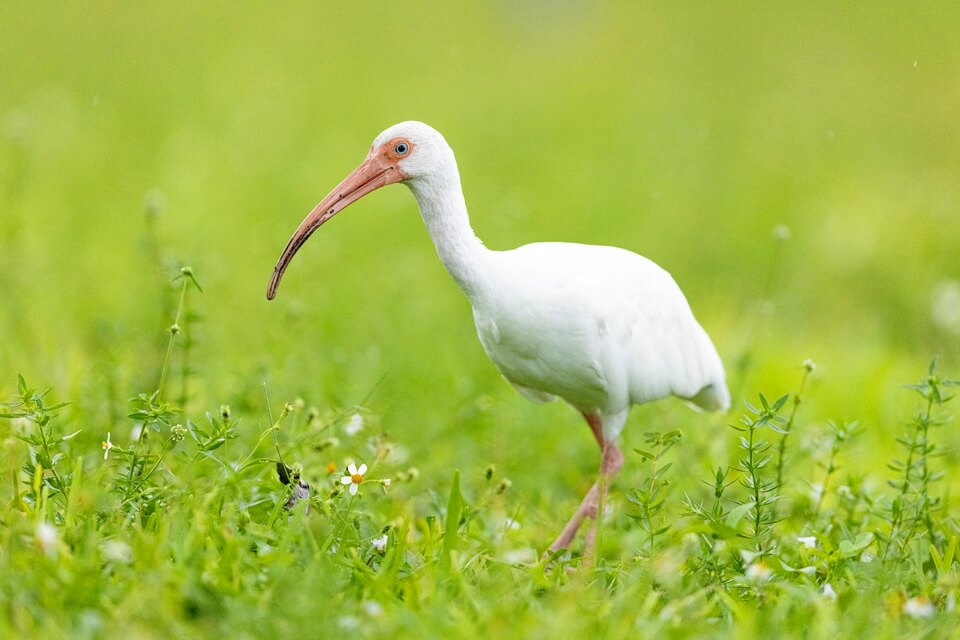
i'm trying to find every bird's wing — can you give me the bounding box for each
[503,242,729,412]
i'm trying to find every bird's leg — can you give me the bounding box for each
[547,414,622,554]
[583,439,624,556]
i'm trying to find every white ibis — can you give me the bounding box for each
[267,122,729,554]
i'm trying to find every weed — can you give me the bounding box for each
[4,375,74,511]
[626,429,682,556]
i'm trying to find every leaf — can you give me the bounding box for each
[441,470,465,568]
[725,501,755,528]
[772,394,790,412]
[837,532,874,558]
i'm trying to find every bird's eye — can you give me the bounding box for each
[395,142,409,155]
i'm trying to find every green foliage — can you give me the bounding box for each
[3,356,960,638]
[626,429,682,555]
[5,375,74,509]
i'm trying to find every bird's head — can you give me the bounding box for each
[266,121,453,300]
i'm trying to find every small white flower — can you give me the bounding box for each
[821,583,837,600]
[338,616,360,631]
[836,485,853,499]
[903,596,936,619]
[931,280,960,335]
[371,534,388,552]
[340,463,367,496]
[361,600,383,617]
[772,224,792,241]
[101,432,114,460]
[745,561,771,582]
[344,414,364,436]
[860,551,875,563]
[501,548,537,564]
[35,522,58,559]
[740,549,762,564]
[797,536,817,549]
[503,518,521,530]
[101,539,133,564]
[382,478,391,488]
[803,359,817,372]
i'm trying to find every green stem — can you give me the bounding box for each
[775,368,810,491]
[121,439,174,505]
[157,277,189,400]
[34,415,65,498]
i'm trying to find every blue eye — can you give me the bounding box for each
[395,142,408,155]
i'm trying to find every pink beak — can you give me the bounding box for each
[266,148,406,300]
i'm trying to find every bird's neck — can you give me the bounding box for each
[408,172,490,297]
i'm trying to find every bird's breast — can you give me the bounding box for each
[471,295,617,413]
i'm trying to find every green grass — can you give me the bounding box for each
[2,2,960,638]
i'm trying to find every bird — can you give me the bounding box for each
[266,121,729,555]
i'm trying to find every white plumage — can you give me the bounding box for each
[470,242,728,439]
[267,121,729,553]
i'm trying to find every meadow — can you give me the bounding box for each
[2,2,960,638]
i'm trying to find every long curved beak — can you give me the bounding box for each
[266,152,404,300]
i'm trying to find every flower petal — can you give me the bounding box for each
[357,463,368,475]
[341,476,353,485]
[347,463,358,475]
[349,483,358,496]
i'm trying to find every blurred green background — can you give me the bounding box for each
[1,1,959,491]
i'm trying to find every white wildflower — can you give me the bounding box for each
[101,432,114,460]
[344,414,364,436]
[740,549,762,564]
[35,522,58,559]
[101,539,133,564]
[340,462,367,496]
[797,536,817,549]
[745,561,771,582]
[931,280,960,334]
[772,224,792,241]
[371,534,388,552]
[501,548,537,565]
[338,616,360,631]
[503,518,521,530]
[361,601,383,617]
[903,596,935,619]
[821,583,837,600]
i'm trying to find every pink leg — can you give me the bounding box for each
[547,414,623,554]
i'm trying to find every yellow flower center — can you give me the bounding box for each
[351,474,363,484]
